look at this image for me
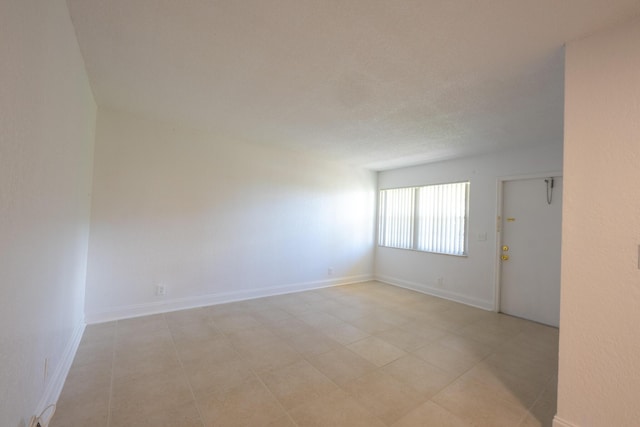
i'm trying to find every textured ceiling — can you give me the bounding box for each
[66,0,640,170]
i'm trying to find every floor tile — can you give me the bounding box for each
[538,376,558,404]
[117,314,168,335]
[438,333,495,359]
[266,318,317,339]
[399,321,449,342]
[169,321,221,345]
[226,326,284,354]
[321,321,370,345]
[391,401,472,427]
[347,315,396,334]
[186,358,257,399]
[176,335,238,366]
[295,311,344,329]
[52,282,559,427]
[307,347,377,386]
[374,327,433,352]
[109,399,203,427]
[412,341,482,375]
[456,325,518,348]
[482,351,555,389]
[115,327,173,350]
[289,389,386,427]
[71,339,114,368]
[347,336,406,367]
[520,397,556,427]
[213,313,262,334]
[251,308,296,326]
[110,369,194,425]
[237,339,303,373]
[196,378,286,427]
[432,376,527,427]
[382,354,456,397]
[461,361,544,408]
[52,387,109,427]
[260,359,338,410]
[61,362,112,393]
[113,343,180,381]
[80,322,116,342]
[278,301,319,316]
[204,302,250,319]
[265,415,298,426]
[498,334,559,368]
[285,330,341,356]
[165,307,210,328]
[343,370,426,425]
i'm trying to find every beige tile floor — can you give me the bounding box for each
[51,281,558,427]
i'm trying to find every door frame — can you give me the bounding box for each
[493,171,563,313]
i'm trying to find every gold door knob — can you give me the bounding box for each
[502,245,509,252]
[501,255,509,261]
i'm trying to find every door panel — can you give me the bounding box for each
[500,177,562,327]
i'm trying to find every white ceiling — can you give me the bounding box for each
[66,0,640,170]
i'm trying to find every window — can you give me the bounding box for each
[378,182,469,256]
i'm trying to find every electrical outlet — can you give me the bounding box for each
[155,284,166,296]
[437,277,444,287]
[43,358,49,382]
[327,267,333,276]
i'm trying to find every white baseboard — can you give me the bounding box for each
[86,274,374,324]
[553,415,578,427]
[375,275,494,311]
[35,321,85,417]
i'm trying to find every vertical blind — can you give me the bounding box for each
[378,187,414,249]
[378,182,469,255]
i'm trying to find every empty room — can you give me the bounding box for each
[2,1,639,427]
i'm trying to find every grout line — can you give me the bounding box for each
[430,400,469,424]
[165,313,206,427]
[423,322,536,421]
[278,290,472,424]
[249,361,301,427]
[220,317,303,426]
[516,372,556,426]
[233,295,380,426]
[105,322,117,427]
[295,352,387,427]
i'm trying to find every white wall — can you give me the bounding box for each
[555,16,640,427]
[85,108,376,322]
[0,1,96,425]
[376,143,563,309]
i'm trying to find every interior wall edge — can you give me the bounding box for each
[85,274,374,324]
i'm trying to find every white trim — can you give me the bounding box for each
[497,171,563,182]
[553,415,579,427]
[35,321,85,416]
[85,274,374,324]
[493,178,503,312]
[375,274,494,311]
[494,171,563,315]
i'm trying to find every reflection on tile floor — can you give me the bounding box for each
[51,281,558,427]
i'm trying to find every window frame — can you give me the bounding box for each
[377,181,470,256]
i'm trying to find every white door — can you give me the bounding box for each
[499,177,562,327]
